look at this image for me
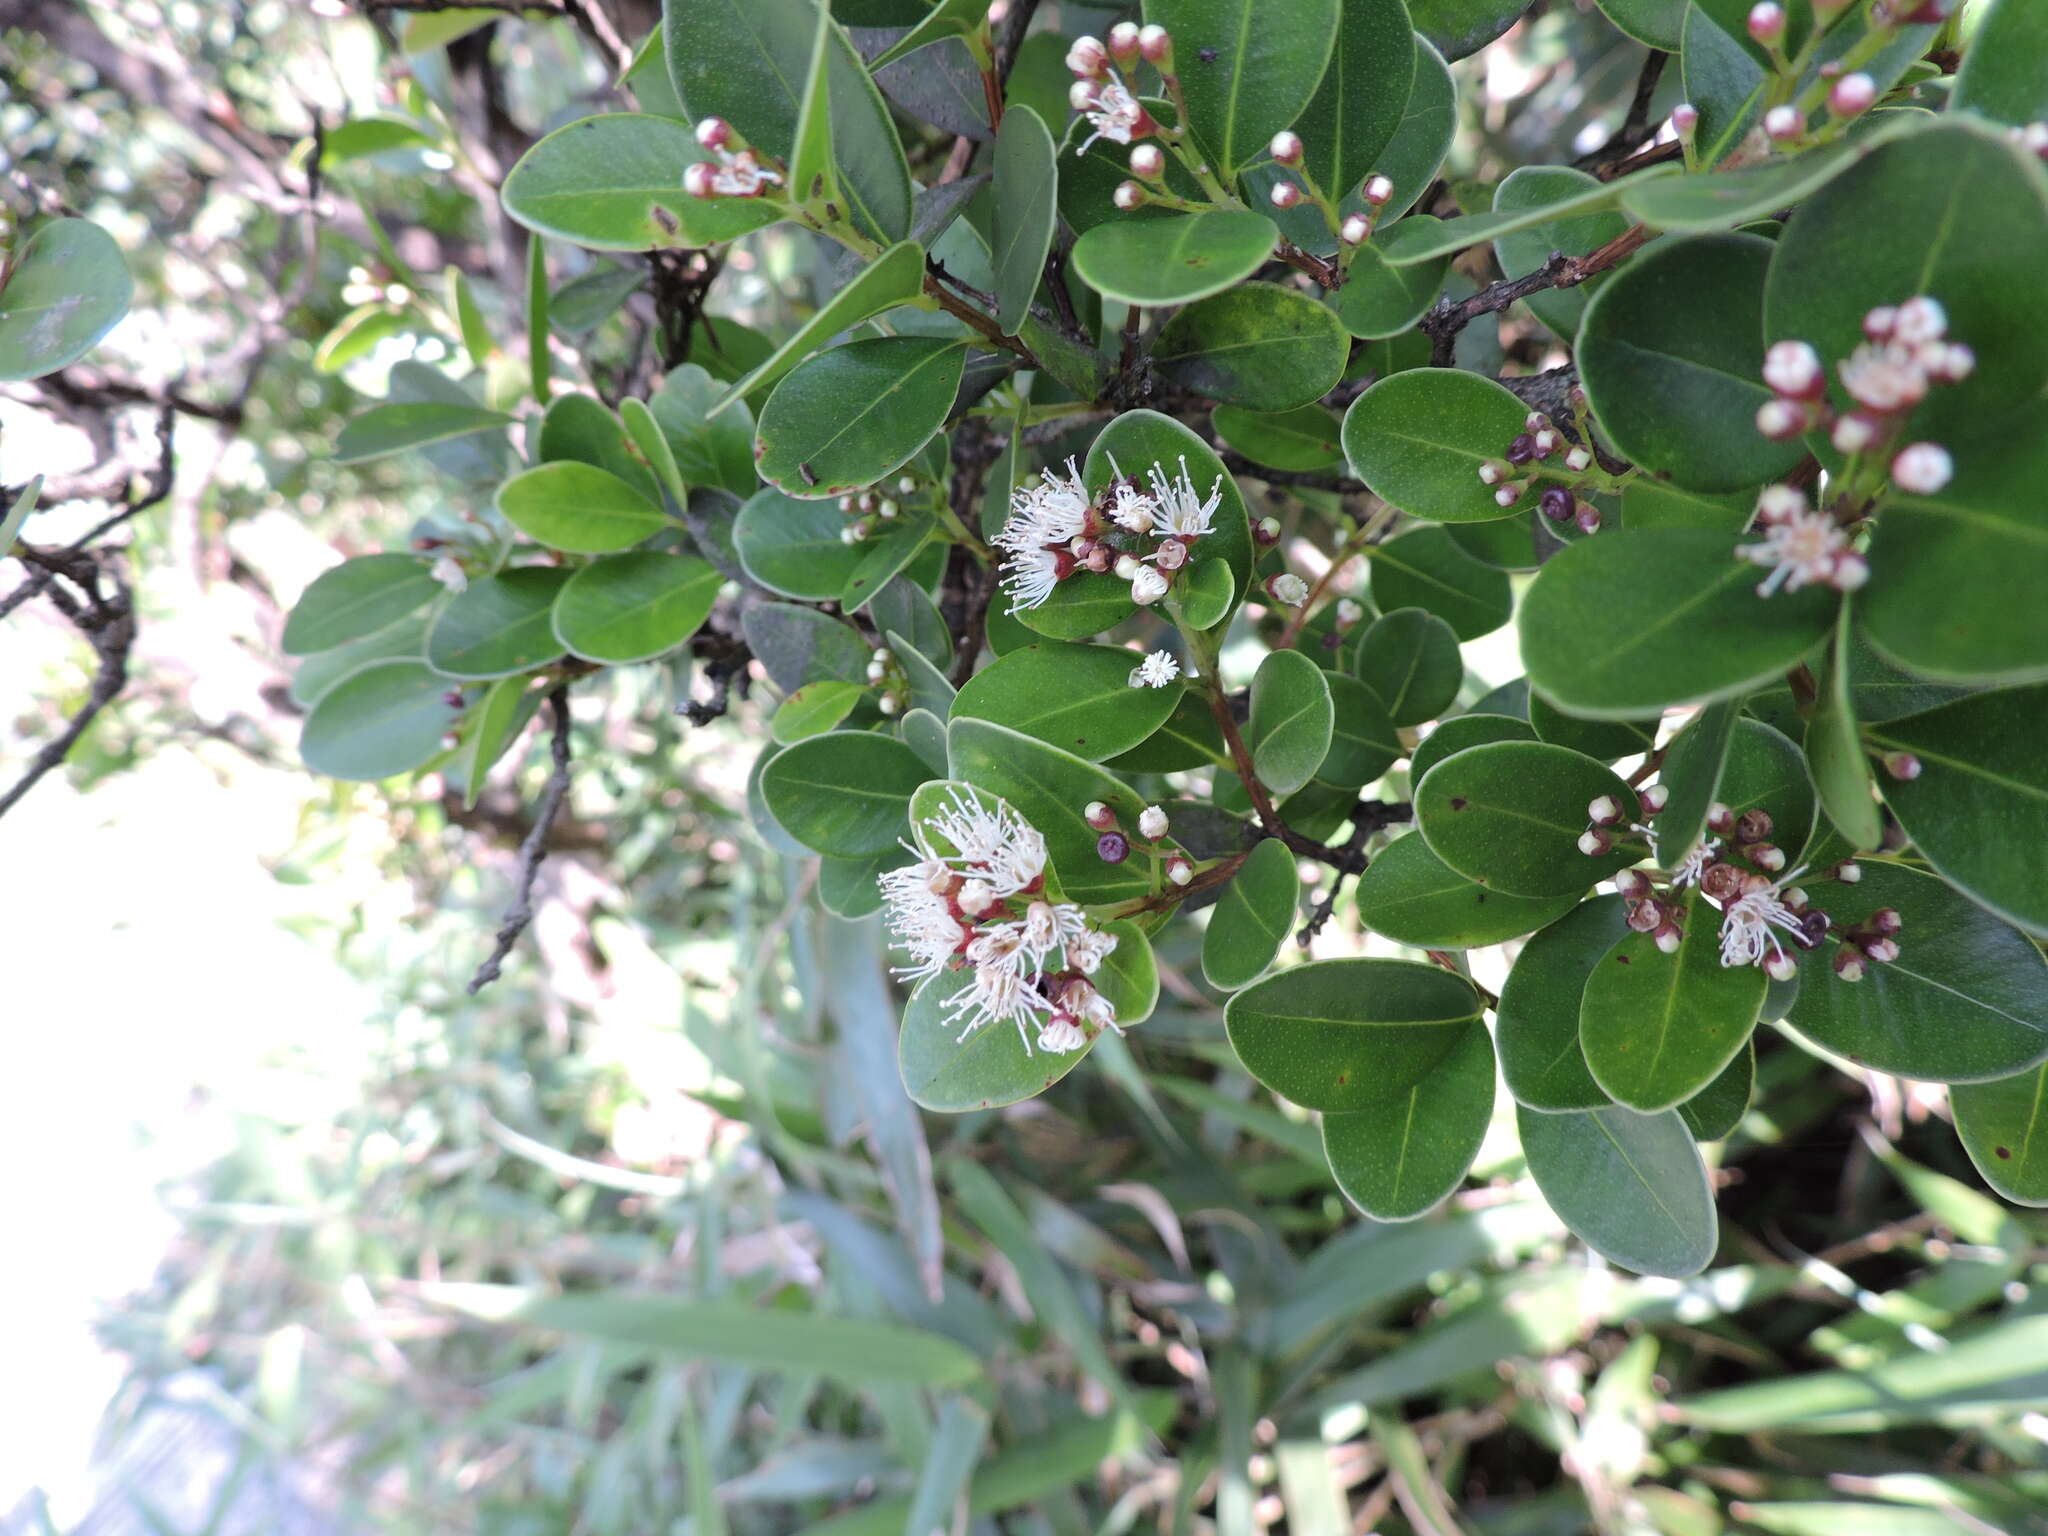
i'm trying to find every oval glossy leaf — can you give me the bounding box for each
[1496,895,1629,1112]
[1154,282,1349,410]
[535,393,660,501]
[1595,0,1684,50]
[497,461,668,554]
[1335,216,1451,340]
[1225,958,1484,1112]
[0,217,133,382]
[1369,524,1514,641]
[333,402,514,463]
[1298,0,1417,204]
[1354,831,1581,949]
[1952,0,2048,127]
[551,551,721,664]
[1318,673,1404,787]
[1618,138,1863,236]
[1517,1103,1718,1277]
[1410,0,1532,59]
[1202,836,1301,991]
[1142,0,1340,175]
[1528,693,1657,764]
[1354,607,1462,726]
[1520,528,1837,718]
[1578,233,1801,493]
[1651,698,1740,867]
[1250,650,1335,796]
[1415,740,1639,896]
[502,115,780,250]
[1714,716,1816,864]
[735,487,870,599]
[283,554,443,656]
[991,105,1057,336]
[1410,712,1536,784]
[1579,888,1767,1112]
[743,601,870,691]
[773,680,865,745]
[1322,1023,1494,1221]
[760,731,928,857]
[1952,1062,2048,1207]
[299,660,459,781]
[711,241,928,411]
[951,642,1182,762]
[756,337,965,499]
[946,717,1155,903]
[1866,686,2048,936]
[1212,404,1344,471]
[425,567,571,679]
[1783,861,2048,1081]
[1070,210,1280,307]
[1375,173,1635,265]
[1492,166,1630,339]
[1678,1041,1753,1143]
[1372,38,1456,219]
[1343,369,1553,523]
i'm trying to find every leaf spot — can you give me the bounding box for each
[1449,796,1469,810]
[1997,1145,2013,1159]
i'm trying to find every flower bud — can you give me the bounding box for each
[683,161,718,199]
[695,117,732,150]
[1153,537,1189,571]
[1254,516,1282,545]
[1671,102,1699,137]
[1129,142,1166,181]
[1113,553,1141,581]
[1863,936,1900,963]
[1755,398,1810,440]
[1863,304,1898,341]
[1137,23,1171,63]
[1362,173,1394,206]
[1654,924,1683,955]
[1107,21,1141,60]
[1891,442,1953,495]
[1097,830,1130,863]
[840,525,864,544]
[1763,339,1826,400]
[866,659,888,683]
[1883,751,1923,780]
[1506,432,1538,466]
[877,498,899,519]
[1701,862,1745,902]
[957,878,996,916]
[1796,910,1831,949]
[1834,860,1862,884]
[1927,341,1975,383]
[1574,500,1603,536]
[1564,445,1592,473]
[1532,428,1558,457]
[1831,412,1881,455]
[1640,784,1669,813]
[1339,212,1373,245]
[1627,898,1663,932]
[1269,130,1303,166]
[1139,804,1170,840]
[1751,843,1787,873]
[1131,565,1170,604]
[1539,486,1575,523]
[1763,104,1803,142]
[1113,180,1147,211]
[1707,802,1734,833]
[1894,295,1947,343]
[877,692,900,716]
[1477,459,1508,486]
[1084,800,1116,830]
[443,689,466,708]
[1068,79,1098,112]
[1588,795,1621,826]
[1265,573,1310,606]
[1833,948,1866,982]
[898,475,918,494]
[1066,35,1109,78]
[1765,951,1800,983]
[1166,854,1195,886]
[1614,868,1653,899]
[1748,1,1785,42]
[1865,908,1903,938]
[1829,71,1877,117]
[1735,808,1773,843]
[1494,484,1523,508]
[1578,828,1613,856]
[1336,597,1365,628]
[1269,180,1303,210]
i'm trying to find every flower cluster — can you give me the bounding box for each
[683,118,783,200]
[1474,410,1603,533]
[834,475,918,545]
[1736,483,1868,597]
[1065,24,1170,155]
[880,791,1121,1055]
[994,455,1220,615]
[1085,799,1192,883]
[1755,296,1968,496]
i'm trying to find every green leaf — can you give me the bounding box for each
[1317,673,1403,787]
[1806,610,1884,851]
[289,612,430,708]
[755,337,965,499]
[1866,686,2048,936]
[1650,698,1740,866]
[1370,524,1514,640]
[899,1398,990,1536]
[299,660,460,781]
[1492,166,1630,339]
[383,360,509,482]
[1716,715,1816,861]
[1069,210,1280,307]
[1415,740,1639,897]
[786,1,838,210]
[990,105,1057,336]
[951,642,1183,762]
[1141,0,1340,175]
[453,675,546,808]
[773,680,865,745]
[760,731,928,856]
[1354,831,1581,948]
[1225,958,1484,1112]
[1342,368,1554,523]
[1859,397,2048,684]
[1952,0,2048,126]
[1496,895,1629,1112]
[1375,173,1639,265]
[710,241,927,414]
[1154,282,1350,410]
[283,554,443,656]
[1679,1,1767,168]
[1579,888,1767,1112]
[1212,404,1344,471]
[1409,0,1532,59]
[1528,693,1657,763]
[900,918,1154,1110]
[0,217,133,381]
[1297,0,1418,205]
[1678,1040,1752,1142]
[535,392,660,501]
[1618,138,1864,235]
[1409,712,1535,783]
[1202,837,1300,991]
[1353,606,1461,726]
[1784,861,2048,1081]
[1250,650,1335,795]
[1517,1103,1718,1278]
[497,461,669,554]
[735,489,870,600]
[501,115,781,251]
[1334,216,1451,340]
[744,601,870,690]
[1578,232,1801,492]
[841,522,935,609]
[1177,555,1237,631]
[947,718,1155,903]
[1371,38,1456,219]
[1952,1061,2048,1207]
[866,0,990,68]
[1105,688,1230,773]
[551,552,722,664]
[1323,1023,1493,1220]
[818,847,911,917]
[333,402,514,463]
[1622,478,1755,533]
[1764,118,2048,452]
[422,1283,979,1386]
[425,568,572,679]
[1594,0,1684,49]
[1520,528,1837,718]
[620,397,690,513]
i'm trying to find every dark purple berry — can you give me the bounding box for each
[1795,911,1831,950]
[443,690,466,708]
[1539,486,1574,523]
[1506,433,1538,466]
[1097,831,1131,863]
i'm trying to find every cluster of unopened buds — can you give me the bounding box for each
[1475,410,1603,534]
[683,118,784,200]
[1066,24,1171,158]
[995,454,1220,614]
[835,475,919,544]
[1756,296,1967,499]
[1085,799,1193,886]
[1736,483,1867,596]
[1264,131,1395,245]
[881,791,1121,1056]
[864,646,906,716]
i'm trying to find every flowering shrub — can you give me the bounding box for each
[199,0,2048,1279]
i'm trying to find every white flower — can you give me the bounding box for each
[1065,978,1119,1029]
[879,859,965,986]
[1065,927,1119,975]
[999,544,1067,614]
[1075,78,1147,153]
[1103,460,1160,533]
[1839,341,1928,413]
[943,932,1052,1044]
[1148,456,1222,539]
[1737,491,1858,597]
[1019,898,1088,969]
[1130,565,1170,604]
[430,555,468,592]
[1037,1014,1089,1054]
[1138,804,1170,840]
[700,151,782,198]
[1129,649,1180,688]
[1668,837,1721,889]
[1268,573,1309,606]
[1892,295,1947,345]
[926,788,1047,896]
[995,458,1093,613]
[1715,874,1807,970]
[1762,339,1823,398]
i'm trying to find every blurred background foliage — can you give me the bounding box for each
[3,2,2046,1533]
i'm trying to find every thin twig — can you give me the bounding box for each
[1420,225,1652,365]
[1576,51,1669,175]
[0,550,136,819]
[468,686,575,994]
[1214,448,1366,494]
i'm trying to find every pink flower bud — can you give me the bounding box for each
[1763,339,1825,400]
[1834,860,1862,883]
[694,117,732,150]
[1829,72,1877,117]
[1831,551,1870,591]
[1671,103,1699,137]
[1494,484,1522,508]
[1863,304,1898,341]
[1139,804,1170,840]
[1129,142,1166,180]
[1574,500,1603,536]
[1113,180,1147,211]
[1137,23,1170,63]
[1065,35,1109,79]
[1927,342,1975,382]
[1269,180,1303,210]
[1565,446,1592,472]
[1627,898,1663,932]
[1254,516,1282,545]
[1588,795,1621,826]
[1863,936,1900,963]
[1765,951,1800,983]
[1641,784,1669,813]
[1578,828,1613,856]
[1831,412,1880,455]
[1097,830,1130,863]
[1763,105,1803,142]
[1747,2,1786,43]
[1756,484,1805,523]
[1340,212,1372,245]
[1084,800,1117,831]
[1166,854,1195,886]
[1269,130,1303,166]
[1107,22,1141,61]
[1265,573,1310,606]
[1756,398,1809,440]
[1883,751,1923,780]
[1477,460,1507,486]
[1752,843,1786,873]
[683,161,717,199]
[1614,869,1653,899]
[1708,802,1734,833]
[1833,948,1866,982]
[1654,924,1683,955]
[1891,441,1953,495]
[1068,79,1098,112]
[1893,295,1948,344]
[1362,173,1394,206]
